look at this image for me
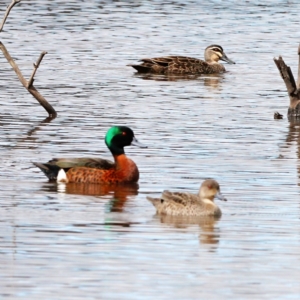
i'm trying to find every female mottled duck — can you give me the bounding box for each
[147,179,227,217]
[33,126,147,184]
[129,45,235,75]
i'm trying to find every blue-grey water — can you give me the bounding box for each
[0,1,300,299]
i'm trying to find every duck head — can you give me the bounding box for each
[105,126,147,155]
[204,45,235,64]
[198,179,227,202]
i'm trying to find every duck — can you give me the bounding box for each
[147,179,227,217]
[128,45,235,75]
[33,126,147,184]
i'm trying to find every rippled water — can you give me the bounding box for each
[1,0,300,299]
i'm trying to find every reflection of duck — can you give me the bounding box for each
[147,179,227,217]
[45,182,139,212]
[134,73,203,81]
[158,214,220,245]
[128,45,235,75]
[66,182,139,212]
[33,126,147,184]
[133,73,223,91]
[203,75,223,90]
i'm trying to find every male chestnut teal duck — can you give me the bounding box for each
[147,179,227,217]
[128,45,235,75]
[33,126,146,184]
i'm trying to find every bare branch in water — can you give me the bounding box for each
[0,0,56,117]
[27,51,48,88]
[0,0,21,32]
[0,42,57,117]
[274,44,300,118]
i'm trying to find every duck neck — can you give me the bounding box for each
[113,154,130,170]
[199,190,214,202]
[202,198,218,212]
[206,59,218,64]
[202,198,215,205]
[113,154,139,182]
[108,144,125,156]
[114,154,139,175]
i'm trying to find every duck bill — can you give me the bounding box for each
[221,53,235,64]
[215,192,227,201]
[131,136,147,148]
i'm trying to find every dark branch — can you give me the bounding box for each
[274,56,297,96]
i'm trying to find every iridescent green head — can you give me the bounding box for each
[105,126,146,155]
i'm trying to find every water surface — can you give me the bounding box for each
[0,1,300,299]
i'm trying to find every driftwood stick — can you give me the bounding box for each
[0,0,21,33]
[27,51,48,88]
[274,56,297,97]
[0,42,57,117]
[274,45,300,118]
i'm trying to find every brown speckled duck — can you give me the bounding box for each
[33,126,146,184]
[147,179,227,217]
[129,45,235,75]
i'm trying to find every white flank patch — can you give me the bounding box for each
[57,169,69,183]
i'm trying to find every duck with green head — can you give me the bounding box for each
[33,126,146,184]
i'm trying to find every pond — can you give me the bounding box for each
[0,0,299,299]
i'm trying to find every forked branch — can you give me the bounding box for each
[0,0,57,117]
[0,42,57,117]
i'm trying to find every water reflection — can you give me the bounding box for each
[285,121,300,145]
[43,182,139,212]
[285,121,300,184]
[22,116,56,144]
[0,115,55,150]
[156,214,221,245]
[203,75,223,90]
[134,73,223,88]
[134,73,203,81]
[2,0,300,298]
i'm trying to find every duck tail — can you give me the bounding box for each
[128,64,152,73]
[146,196,161,208]
[33,162,61,181]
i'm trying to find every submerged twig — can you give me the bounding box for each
[0,0,21,32]
[0,42,57,117]
[27,51,48,88]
